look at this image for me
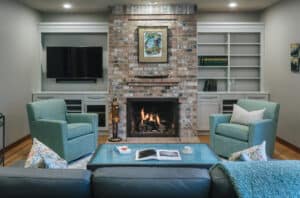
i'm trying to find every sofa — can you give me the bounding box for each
[1,161,299,198]
[27,99,98,162]
[0,167,212,198]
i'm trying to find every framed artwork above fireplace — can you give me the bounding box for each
[138,26,168,63]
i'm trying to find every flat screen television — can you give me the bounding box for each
[47,47,103,80]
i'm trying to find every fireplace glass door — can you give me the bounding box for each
[127,98,179,137]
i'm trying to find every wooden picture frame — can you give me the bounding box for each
[138,26,168,63]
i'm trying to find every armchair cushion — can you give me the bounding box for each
[216,123,249,142]
[66,113,98,132]
[67,123,92,140]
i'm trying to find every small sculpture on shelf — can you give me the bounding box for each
[108,97,122,142]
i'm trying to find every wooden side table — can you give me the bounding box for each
[0,113,5,166]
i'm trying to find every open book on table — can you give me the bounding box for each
[135,149,181,161]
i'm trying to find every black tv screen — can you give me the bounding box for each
[47,47,103,79]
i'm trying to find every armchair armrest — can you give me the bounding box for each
[66,113,98,132]
[209,114,232,135]
[248,119,275,156]
[31,119,68,158]
[209,114,232,151]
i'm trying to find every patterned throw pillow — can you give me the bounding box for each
[229,141,268,161]
[25,138,67,169]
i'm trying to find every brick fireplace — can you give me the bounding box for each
[108,4,198,139]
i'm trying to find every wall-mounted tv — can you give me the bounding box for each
[47,47,103,80]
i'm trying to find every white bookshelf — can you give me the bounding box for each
[196,23,264,93]
[196,23,268,132]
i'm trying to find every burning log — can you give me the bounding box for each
[139,107,165,132]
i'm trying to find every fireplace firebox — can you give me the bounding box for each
[127,98,179,137]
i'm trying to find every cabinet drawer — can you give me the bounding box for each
[85,95,107,102]
[33,95,57,101]
[198,95,219,101]
[246,95,268,100]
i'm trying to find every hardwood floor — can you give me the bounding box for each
[3,135,300,167]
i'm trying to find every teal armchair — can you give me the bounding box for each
[27,99,98,162]
[210,99,280,158]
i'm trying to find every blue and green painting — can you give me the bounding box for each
[144,31,162,57]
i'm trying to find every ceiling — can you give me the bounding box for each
[18,0,281,13]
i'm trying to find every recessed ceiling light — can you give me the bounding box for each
[228,2,238,8]
[63,3,72,9]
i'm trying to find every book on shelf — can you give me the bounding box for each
[203,79,218,92]
[198,56,228,66]
[135,149,181,161]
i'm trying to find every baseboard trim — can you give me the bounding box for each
[0,135,31,154]
[276,136,300,154]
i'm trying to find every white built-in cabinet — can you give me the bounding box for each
[197,97,220,131]
[196,23,269,131]
[33,23,110,132]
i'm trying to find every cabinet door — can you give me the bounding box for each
[197,101,220,131]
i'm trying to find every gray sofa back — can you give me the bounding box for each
[0,167,91,198]
[0,167,213,198]
[209,166,238,198]
[92,167,211,198]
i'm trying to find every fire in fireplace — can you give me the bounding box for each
[140,108,163,132]
[127,98,179,137]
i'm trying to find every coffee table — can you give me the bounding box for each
[87,143,220,171]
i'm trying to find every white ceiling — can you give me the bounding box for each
[18,0,281,13]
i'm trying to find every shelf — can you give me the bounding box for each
[230,54,260,57]
[197,91,268,94]
[67,110,82,113]
[230,66,260,68]
[66,104,82,107]
[223,104,234,107]
[230,77,260,80]
[198,66,260,69]
[198,66,228,68]
[230,43,260,45]
[198,43,228,45]
[198,77,227,80]
[199,54,228,56]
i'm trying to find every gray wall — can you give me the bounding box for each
[197,11,261,22]
[0,0,40,146]
[41,13,108,22]
[262,0,300,147]
[41,33,108,91]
